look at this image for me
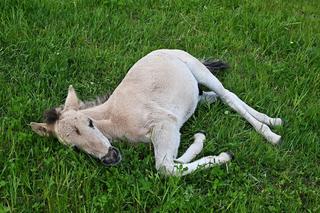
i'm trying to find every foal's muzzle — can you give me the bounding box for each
[101,147,122,166]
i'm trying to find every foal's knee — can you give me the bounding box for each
[155,160,176,176]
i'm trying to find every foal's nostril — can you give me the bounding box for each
[102,157,116,165]
[101,147,121,166]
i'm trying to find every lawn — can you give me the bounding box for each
[0,0,319,212]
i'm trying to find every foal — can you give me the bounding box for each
[30,49,283,176]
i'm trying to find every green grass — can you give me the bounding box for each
[1,0,319,212]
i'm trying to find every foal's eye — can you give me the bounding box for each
[88,119,94,128]
[74,127,81,135]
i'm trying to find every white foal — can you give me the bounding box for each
[30,49,283,176]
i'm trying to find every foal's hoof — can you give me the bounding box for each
[269,134,282,145]
[217,152,233,163]
[225,151,234,160]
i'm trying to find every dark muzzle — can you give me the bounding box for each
[101,147,121,166]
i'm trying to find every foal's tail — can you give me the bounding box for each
[201,59,229,74]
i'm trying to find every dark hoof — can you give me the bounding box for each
[226,151,234,160]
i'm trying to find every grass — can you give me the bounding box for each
[0,0,319,212]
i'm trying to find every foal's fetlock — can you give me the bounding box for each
[225,151,234,160]
[268,133,281,145]
[271,118,283,127]
[216,152,233,163]
[206,152,233,165]
[258,124,280,143]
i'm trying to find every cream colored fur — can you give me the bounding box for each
[31,49,283,176]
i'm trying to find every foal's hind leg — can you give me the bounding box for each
[185,58,282,144]
[227,92,282,127]
[201,91,282,127]
[175,132,205,163]
[199,90,282,127]
[220,89,281,144]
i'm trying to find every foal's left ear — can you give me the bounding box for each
[30,122,53,137]
[64,85,80,111]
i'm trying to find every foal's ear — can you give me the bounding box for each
[30,122,52,137]
[64,85,80,111]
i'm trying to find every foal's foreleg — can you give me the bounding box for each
[174,153,232,176]
[152,122,232,176]
[175,133,205,163]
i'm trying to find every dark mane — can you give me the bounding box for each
[44,108,60,124]
[45,93,111,123]
[79,93,111,110]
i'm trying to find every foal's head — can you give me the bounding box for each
[30,85,121,166]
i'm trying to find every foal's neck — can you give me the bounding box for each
[80,101,111,120]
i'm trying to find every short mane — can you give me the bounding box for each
[79,93,111,110]
[44,108,60,124]
[44,93,111,123]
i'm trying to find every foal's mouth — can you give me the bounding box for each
[101,147,122,166]
[72,145,122,166]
